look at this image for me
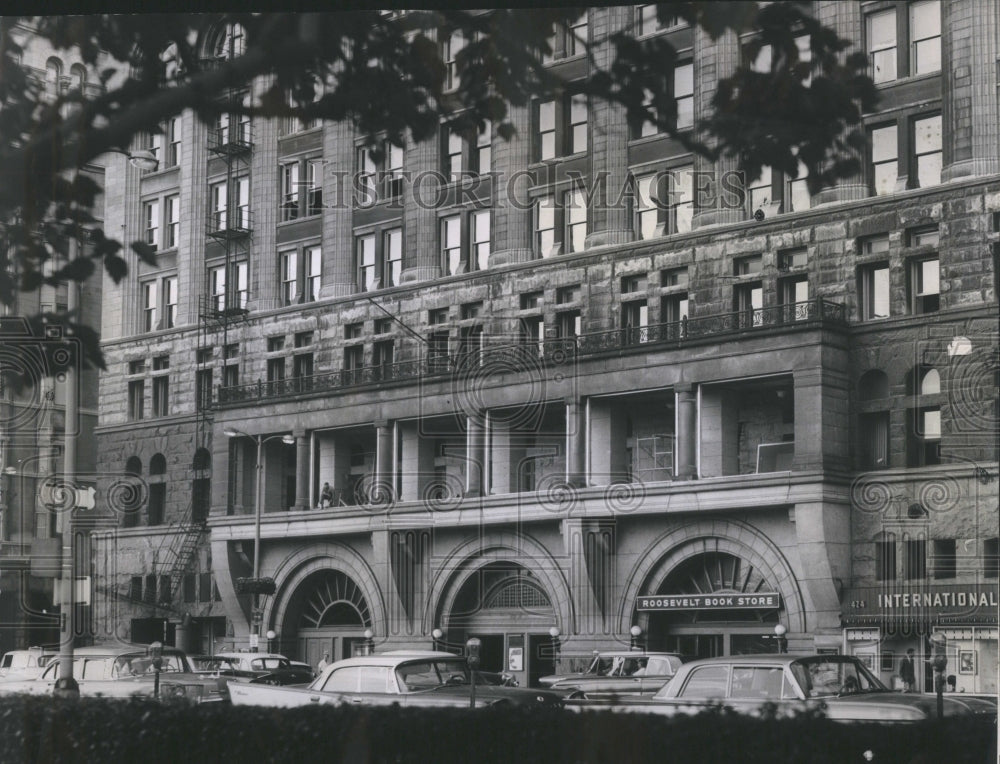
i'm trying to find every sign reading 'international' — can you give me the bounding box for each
[637,592,781,611]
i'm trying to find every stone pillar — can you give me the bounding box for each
[675,384,698,480]
[792,365,850,472]
[401,133,441,283]
[565,397,587,486]
[178,112,208,327]
[942,0,1000,180]
[375,422,394,502]
[250,76,280,311]
[490,420,513,494]
[561,519,610,635]
[293,430,310,509]
[793,500,851,637]
[811,1,868,205]
[399,421,433,502]
[691,28,744,228]
[319,120,357,298]
[588,398,627,483]
[490,104,534,266]
[586,5,633,248]
[465,414,485,496]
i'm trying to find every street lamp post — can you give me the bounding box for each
[223,429,295,651]
[773,624,788,654]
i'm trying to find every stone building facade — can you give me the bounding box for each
[93,3,997,691]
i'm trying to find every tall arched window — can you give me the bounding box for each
[45,57,62,101]
[148,453,167,526]
[908,365,942,466]
[857,369,889,468]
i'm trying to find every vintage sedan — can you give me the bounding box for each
[0,645,227,702]
[229,650,561,708]
[541,652,684,697]
[209,651,315,686]
[0,647,56,681]
[568,654,998,722]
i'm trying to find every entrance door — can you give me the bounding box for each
[660,634,724,660]
[298,627,366,668]
[527,634,556,687]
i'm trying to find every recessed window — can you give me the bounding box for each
[904,538,926,580]
[621,274,647,294]
[858,262,890,320]
[165,195,179,248]
[556,285,580,304]
[356,234,376,292]
[143,200,159,248]
[662,267,688,288]
[869,124,898,196]
[520,291,543,310]
[913,114,942,188]
[345,323,363,340]
[932,539,956,579]
[734,255,762,277]
[867,9,897,83]
[876,537,896,581]
[908,256,939,313]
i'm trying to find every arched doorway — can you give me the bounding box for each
[441,562,557,687]
[283,569,372,668]
[642,551,783,658]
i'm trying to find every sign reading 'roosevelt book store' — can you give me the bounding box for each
[637,593,781,611]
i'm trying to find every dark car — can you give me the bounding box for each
[194,652,315,686]
[568,654,998,722]
[229,650,561,708]
[541,652,684,697]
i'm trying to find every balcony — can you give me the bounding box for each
[206,206,253,240]
[207,121,253,156]
[215,299,845,406]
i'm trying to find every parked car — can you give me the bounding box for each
[567,654,998,722]
[0,644,227,702]
[210,651,315,686]
[229,650,562,708]
[540,651,684,697]
[0,647,56,681]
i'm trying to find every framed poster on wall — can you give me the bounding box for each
[959,650,976,675]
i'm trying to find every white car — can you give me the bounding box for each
[0,648,56,681]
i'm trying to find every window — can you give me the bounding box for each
[637,4,681,35]
[383,228,402,288]
[373,337,394,370]
[556,309,581,339]
[536,196,557,257]
[910,1,941,75]
[674,63,693,130]
[461,301,482,320]
[904,538,926,580]
[441,122,492,180]
[535,93,587,161]
[305,245,321,301]
[869,124,898,196]
[442,30,464,91]
[779,276,809,319]
[913,114,941,188]
[907,405,941,466]
[307,160,323,215]
[867,9,897,83]
[345,322,363,340]
[142,282,157,332]
[356,142,404,203]
[344,344,364,372]
[985,538,999,579]
[661,292,689,325]
[128,379,144,420]
[208,261,248,312]
[210,181,227,230]
[550,11,587,59]
[908,256,939,313]
[634,167,693,239]
[734,255,762,276]
[441,215,461,275]
[747,166,772,212]
[519,315,544,355]
[280,250,297,305]
[195,367,213,410]
[165,117,181,167]
[859,411,889,468]
[679,666,729,698]
[293,347,314,382]
[356,234,376,291]
[734,282,763,327]
[860,235,890,256]
[932,539,956,580]
[143,200,159,248]
[786,161,810,212]
[876,537,896,581]
[557,284,580,304]
[445,130,463,180]
[622,299,648,345]
[472,210,490,271]
[165,195,179,249]
[779,248,808,272]
[564,189,586,254]
[140,130,164,172]
[281,162,300,221]
[152,356,169,417]
[163,276,177,328]
[858,263,890,320]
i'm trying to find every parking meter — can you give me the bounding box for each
[148,641,163,699]
[466,638,481,708]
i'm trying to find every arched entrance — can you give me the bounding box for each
[440,562,557,687]
[644,551,782,658]
[282,569,372,667]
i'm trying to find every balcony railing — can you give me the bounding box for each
[215,299,845,406]
[206,206,253,239]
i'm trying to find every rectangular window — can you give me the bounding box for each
[128,379,144,420]
[163,276,177,329]
[166,116,181,167]
[566,12,588,57]
[867,8,897,83]
[232,261,248,310]
[475,122,491,174]
[428,329,450,369]
[661,292,689,324]
[860,411,890,468]
[384,143,404,199]
[779,248,808,271]
[280,250,297,306]
[281,162,300,221]
[932,539,956,580]
[445,130,463,181]
[536,196,557,257]
[443,31,464,91]
[152,374,169,417]
[622,300,648,344]
[307,159,324,216]
[538,100,556,161]
[165,195,179,248]
[564,189,586,254]
[144,200,159,248]
[858,263,890,320]
[779,276,809,320]
[861,234,890,256]
[638,5,660,36]
[293,351,313,380]
[734,282,763,327]
[556,309,581,339]
[344,344,364,371]
[267,356,285,383]
[622,274,647,294]
[870,124,898,196]
[472,210,490,271]
[557,285,580,304]
[635,173,661,240]
[441,215,461,275]
[233,176,250,229]
[142,281,157,332]
[674,63,694,130]
[519,315,544,355]
[907,406,941,466]
[904,539,926,580]
[195,368,213,410]
[786,160,810,213]
[747,166,772,212]
[910,0,941,75]
[305,245,322,302]
[373,339,394,369]
[734,255,762,276]
[211,181,227,230]
[985,538,1000,579]
[223,363,239,388]
[913,114,941,188]
[908,257,939,313]
[569,94,588,154]
[356,234,376,291]
[357,146,377,202]
[461,301,482,320]
[345,322,363,340]
[383,228,402,288]
[662,267,688,288]
[876,539,896,581]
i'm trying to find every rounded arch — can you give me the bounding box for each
[149,453,167,476]
[424,531,574,635]
[920,367,940,395]
[125,456,142,475]
[265,543,386,639]
[858,369,888,401]
[619,520,807,634]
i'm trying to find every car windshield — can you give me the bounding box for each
[249,657,289,671]
[396,660,470,691]
[791,657,888,698]
[113,652,186,677]
[190,657,237,672]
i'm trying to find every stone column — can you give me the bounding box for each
[489,104,534,266]
[675,384,698,480]
[942,0,1000,180]
[811,1,868,205]
[250,76,279,311]
[793,500,851,638]
[586,5,633,248]
[691,28,744,228]
[293,430,310,509]
[375,422,394,502]
[465,414,485,496]
[398,421,433,503]
[565,397,587,486]
[178,112,208,327]
[401,134,441,283]
[792,365,850,472]
[319,120,357,298]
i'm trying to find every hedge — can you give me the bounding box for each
[0,697,994,764]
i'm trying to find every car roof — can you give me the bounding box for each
[62,644,186,657]
[592,652,682,658]
[214,652,287,660]
[323,651,464,669]
[679,654,839,667]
